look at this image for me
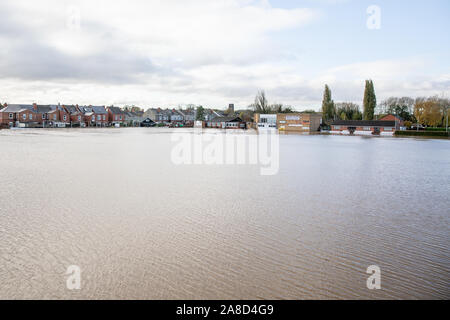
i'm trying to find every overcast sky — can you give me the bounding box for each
[0,0,449,110]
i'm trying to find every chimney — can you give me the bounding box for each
[33,103,37,111]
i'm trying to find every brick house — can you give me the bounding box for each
[79,106,108,126]
[37,104,70,127]
[78,106,94,126]
[107,106,126,127]
[0,104,19,127]
[0,104,41,127]
[379,114,405,130]
[91,106,109,126]
[63,105,85,127]
[330,120,397,136]
[17,107,40,127]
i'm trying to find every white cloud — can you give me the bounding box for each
[0,0,448,110]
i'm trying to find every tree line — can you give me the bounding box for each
[321,82,450,128]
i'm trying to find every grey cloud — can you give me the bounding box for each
[0,4,178,84]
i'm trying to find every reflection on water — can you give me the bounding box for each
[0,128,449,299]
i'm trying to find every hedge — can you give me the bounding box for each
[425,127,448,131]
[395,130,449,137]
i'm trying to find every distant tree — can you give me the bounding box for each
[302,109,316,113]
[378,97,415,121]
[280,105,294,113]
[271,103,293,113]
[250,91,294,114]
[237,109,254,122]
[196,105,205,121]
[131,106,143,113]
[321,85,335,121]
[272,104,283,113]
[404,120,413,129]
[363,80,376,120]
[414,96,446,127]
[252,91,272,114]
[335,103,362,120]
[123,105,143,113]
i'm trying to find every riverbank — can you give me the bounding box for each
[395,130,449,138]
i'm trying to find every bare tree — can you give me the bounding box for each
[252,90,272,114]
[251,91,293,114]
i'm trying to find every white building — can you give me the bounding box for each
[256,114,277,130]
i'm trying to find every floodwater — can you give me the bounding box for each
[0,128,449,299]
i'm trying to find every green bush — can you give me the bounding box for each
[395,130,449,137]
[425,127,447,131]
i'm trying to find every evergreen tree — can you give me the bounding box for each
[196,106,205,121]
[363,80,377,120]
[321,84,335,121]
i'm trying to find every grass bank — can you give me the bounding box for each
[395,130,449,138]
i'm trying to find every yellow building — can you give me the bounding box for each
[277,113,322,133]
[255,112,322,133]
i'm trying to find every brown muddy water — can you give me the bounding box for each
[0,128,449,299]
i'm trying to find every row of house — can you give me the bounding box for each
[0,103,145,128]
[144,108,224,127]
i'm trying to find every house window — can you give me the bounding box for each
[42,114,46,120]
[119,116,122,120]
[92,117,95,122]
[63,115,67,121]
[334,125,341,130]
[97,115,101,121]
[115,115,118,121]
[9,113,13,119]
[103,115,106,121]
[29,114,33,120]
[53,114,57,120]
[78,116,81,121]
[384,127,392,131]
[363,127,371,131]
[23,113,27,120]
